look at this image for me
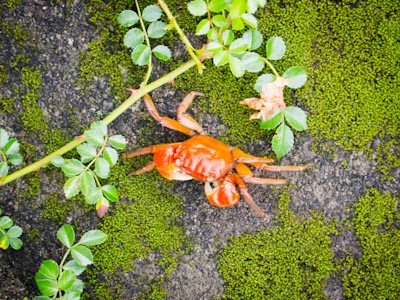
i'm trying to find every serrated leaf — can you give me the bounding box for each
[51,156,65,167]
[131,44,151,66]
[142,5,162,22]
[230,0,247,19]
[79,171,97,197]
[222,29,234,45]
[58,270,76,291]
[102,185,119,202]
[109,135,127,150]
[187,0,208,16]
[84,187,102,205]
[229,55,245,78]
[63,260,86,276]
[57,224,75,249]
[0,162,8,177]
[0,216,12,229]
[152,45,171,61]
[117,10,139,27]
[241,13,257,28]
[71,245,93,266]
[229,38,248,54]
[212,14,227,27]
[78,230,107,247]
[103,147,118,166]
[84,129,104,147]
[9,237,23,250]
[70,278,84,293]
[0,129,9,148]
[76,143,97,163]
[37,260,59,280]
[284,107,307,131]
[254,73,276,92]
[260,109,283,129]
[4,138,20,156]
[94,157,110,179]
[242,52,265,73]
[61,159,84,177]
[6,225,23,238]
[266,36,286,60]
[8,153,23,165]
[63,176,81,199]
[91,121,107,136]
[231,17,244,30]
[272,123,294,159]
[243,29,263,50]
[283,66,307,88]
[147,21,167,38]
[195,19,210,36]
[209,0,227,12]
[213,50,229,66]
[124,28,144,49]
[35,278,58,297]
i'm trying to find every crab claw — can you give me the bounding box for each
[204,176,240,208]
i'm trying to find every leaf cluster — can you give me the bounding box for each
[34,224,107,300]
[0,128,23,177]
[0,208,23,250]
[52,122,127,217]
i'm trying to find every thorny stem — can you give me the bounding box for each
[0,59,197,186]
[158,0,204,73]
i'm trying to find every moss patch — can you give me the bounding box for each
[342,189,400,299]
[40,192,74,223]
[218,191,336,299]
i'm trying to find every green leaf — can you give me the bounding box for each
[94,157,110,179]
[76,143,97,163]
[8,153,23,165]
[207,28,218,41]
[35,278,58,297]
[9,237,23,250]
[0,162,8,177]
[229,38,248,54]
[69,278,84,294]
[0,129,9,148]
[63,176,81,199]
[283,66,307,88]
[187,0,208,16]
[58,270,76,291]
[6,225,23,238]
[71,245,93,266]
[230,0,247,19]
[152,45,171,61]
[147,21,167,38]
[254,73,276,92]
[206,42,223,53]
[243,29,263,50]
[79,171,97,197]
[241,13,257,28]
[195,19,210,36]
[213,50,229,66]
[212,14,227,27]
[123,28,144,49]
[51,156,65,167]
[102,185,119,202]
[272,123,294,159]
[117,10,139,27]
[103,147,118,166]
[33,296,51,300]
[61,159,84,177]
[266,36,286,60]
[37,259,59,280]
[242,52,265,73]
[0,216,13,229]
[63,260,86,276]
[209,0,227,12]
[247,0,266,13]
[0,235,9,249]
[4,138,20,156]
[229,55,245,78]
[284,107,307,131]
[84,129,104,147]
[231,17,244,30]
[109,135,127,150]
[91,121,107,136]
[62,290,81,300]
[142,5,162,22]
[260,109,283,129]
[84,187,102,205]
[131,44,151,66]
[222,30,234,45]
[57,224,75,249]
[78,230,107,247]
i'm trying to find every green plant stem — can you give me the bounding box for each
[158,0,204,73]
[0,59,197,186]
[263,57,280,77]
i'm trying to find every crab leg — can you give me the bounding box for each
[129,161,156,176]
[259,163,312,172]
[122,143,181,159]
[176,91,205,135]
[232,148,274,168]
[143,94,195,136]
[235,163,287,185]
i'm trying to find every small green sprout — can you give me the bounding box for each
[0,128,23,178]
[0,208,23,250]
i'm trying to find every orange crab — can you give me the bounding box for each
[124,92,309,218]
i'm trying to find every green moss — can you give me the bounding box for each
[85,160,187,298]
[342,189,400,299]
[3,0,22,11]
[26,228,40,243]
[0,97,15,114]
[218,191,336,299]
[40,192,74,223]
